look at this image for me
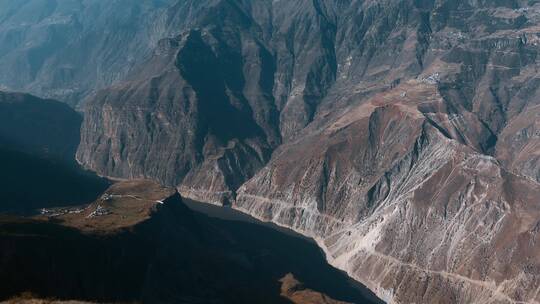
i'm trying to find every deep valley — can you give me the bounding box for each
[0,1,539,303]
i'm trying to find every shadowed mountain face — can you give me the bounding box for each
[0,91,108,214]
[0,91,81,160]
[0,181,380,304]
[73,1,540,303]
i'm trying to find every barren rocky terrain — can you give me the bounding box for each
[1,1,539,303]
[0,0,186,106]
[73,1,540,303]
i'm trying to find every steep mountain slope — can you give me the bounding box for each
[496,104,540,183]
[0,0,214,105]
[0,91,108,213]
[236,81,540,303]
[71,1,540,303]
[0,91,80,160]
[77,26,279,205]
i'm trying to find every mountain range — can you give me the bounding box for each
[0,1,539,303]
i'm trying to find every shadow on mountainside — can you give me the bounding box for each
[0,91,109,214]
[0,194,382,304]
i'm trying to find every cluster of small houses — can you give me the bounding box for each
[39,207,85,217]
[39,193,115,218]
[38,192,153,219]
[39,205,112,218]
[87,205,112,218]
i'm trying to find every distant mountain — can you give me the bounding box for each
[0,180,378,304]
[75,1,540,303]
[0,0,202,105]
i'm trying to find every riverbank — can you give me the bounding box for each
[183,198,385,304]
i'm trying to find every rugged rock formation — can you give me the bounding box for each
[496,104,540,183]
[77,9,282,204]
[71,1,540,303]
[236,81,540,303]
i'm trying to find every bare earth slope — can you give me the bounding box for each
[236,81,540,304]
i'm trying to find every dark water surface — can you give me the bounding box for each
[183,199,384,304]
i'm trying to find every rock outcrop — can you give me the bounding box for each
[280,273,352,304]
[76,28,278,205]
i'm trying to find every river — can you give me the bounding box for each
[183,199,384,304]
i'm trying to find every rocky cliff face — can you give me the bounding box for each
[236,81,540,303]
[76,27,278,205]
[73,1,540,303]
